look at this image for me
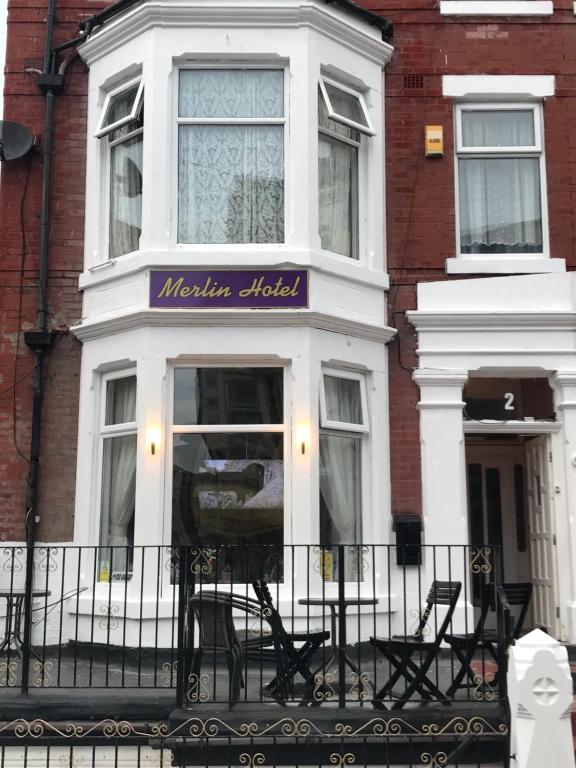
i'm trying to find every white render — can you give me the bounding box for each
[408,272,576,641]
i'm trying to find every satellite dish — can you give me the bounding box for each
[0,121,34,161]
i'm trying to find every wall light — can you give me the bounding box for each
[147,427,161,456]
[296,424,311,455]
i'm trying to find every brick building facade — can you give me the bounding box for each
[1,0,576,764]
[2,0,576,635]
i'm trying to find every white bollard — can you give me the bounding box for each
[508,628,575,768]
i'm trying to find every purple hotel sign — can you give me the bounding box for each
[150,269,308,309]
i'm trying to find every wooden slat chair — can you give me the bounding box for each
[445,581,532,697]
[371,580,462,709]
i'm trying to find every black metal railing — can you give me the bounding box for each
[0,544,513,710]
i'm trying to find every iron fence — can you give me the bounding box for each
[0,544,510,711]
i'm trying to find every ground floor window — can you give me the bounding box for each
[319,370,368,581]
[99,373,137,581]
[171,367,284,581]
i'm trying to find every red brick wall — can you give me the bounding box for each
[0,1,98,541]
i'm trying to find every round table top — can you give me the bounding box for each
[298,596,378,607]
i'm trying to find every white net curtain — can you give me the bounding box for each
[178,70,284,244]
[459,110,543,254]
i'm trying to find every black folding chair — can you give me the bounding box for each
[445,581,532,697]
[251,581,330,702]
[371,580,462,709]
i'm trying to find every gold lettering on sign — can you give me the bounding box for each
[157,276,232,299]
[239,276,301,298]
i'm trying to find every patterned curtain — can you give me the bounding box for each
[178,70,284,244]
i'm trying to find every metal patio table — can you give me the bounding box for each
[298,596,378,696]
[0,589,50,658]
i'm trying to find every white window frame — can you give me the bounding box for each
[454,101,549,262]
[96,77,144,260]
[318,368,370,581]
[319,368,369,433]
[96,370,138,581]
[95,78,144,139]
[168,364,288,550]
[318,77,375,136]
[318,78,375,263]
[174,65,288,247]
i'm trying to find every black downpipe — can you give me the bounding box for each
[20,0,58,694]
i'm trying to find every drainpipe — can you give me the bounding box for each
[19,0,83,693]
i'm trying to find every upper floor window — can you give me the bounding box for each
[318,79,373,260]
[177,69,285,245]
[97,80,144,259]
[456,104,545,257]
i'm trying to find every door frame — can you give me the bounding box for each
[463,421,566,639]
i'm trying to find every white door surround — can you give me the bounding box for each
[408,272,576,642]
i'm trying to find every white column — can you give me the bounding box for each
[508,628,575,768]
[551,372,576,642]
[130,346,168,604]
[413,369,473,626]
[413,368,469,547]
[140,51,173,251]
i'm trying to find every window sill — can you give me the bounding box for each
[440,0,553,14]
[79,247,390,292]
[445,257,566,275]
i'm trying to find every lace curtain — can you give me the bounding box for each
[178,70,284,244]
[459,110,542,254]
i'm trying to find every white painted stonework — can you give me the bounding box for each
[69,0,397,624]
[440,1,553,15]
[442,74,556,99]
[78,0,392,333]
[508,629,575,768]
